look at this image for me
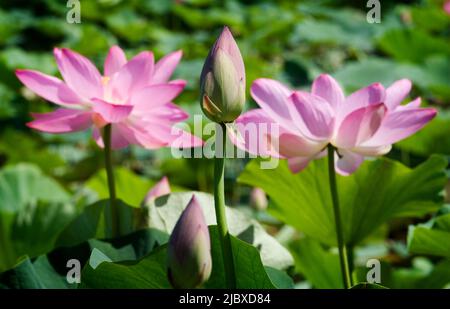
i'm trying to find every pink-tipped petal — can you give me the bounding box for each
[169,79,187,87]
[92,124,130,149]
[362,107,437,147]
[385,79,412,109]
[206,26,245,79]
[150,103,189,122]
[396,97,421,111]
[289,91,335,140]
[352,144,392,156]
[91,98,133,123]
[152,50,183,84]
[28,109,92,133]
[16,69,83,106]
[54,48,103,100]
[340,83,385,122]
[109,51,154,101]
[232,109,282,158]
[250,78,295,127]
[169,129,205,149]
[335,103,386,149]
[130,83,185,113]
[233,109,324,159]
[104,45,127,76]
[405,97,422,108]
[144,176,171,204]
[287,156,312,173]
[311,74,345,109]
[278,132,326,158]
[335,150,364,176]
[115,121,169,150]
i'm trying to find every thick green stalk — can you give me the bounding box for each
[214,123,236,289]
[103,124,119,238]
[327,144,352,289]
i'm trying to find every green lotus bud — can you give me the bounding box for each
[200,26,245,123]
[167,195,212,289]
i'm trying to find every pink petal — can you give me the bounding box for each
[232,109,283,158]
[406,97,422,108]
[91,98,133,123]
[233,109,325,159]
[311,74,345,109]
[116,121,169,149]
[278,132,326,157]
[335,149,364,176]
[395,97,421,111]
[54,48,103,100]
[362,107,437,147]
[169,79,187,86]
[149,103,189,122]
[152,50,183,84]
[104,45,127,76]
[93,125,130,149]
[169,128,205,149]
[250,79,297,131]
[108,51,154,101]
[287,156,312,173]
[16,69,83,106]
[352,144,392,156]
[385,79,412,109]
[130,83,185,114]
[143,176,171,204]
[334,103,386,149]
[289,91,335,140]
[28,109,92,133]
[339,83,385,122]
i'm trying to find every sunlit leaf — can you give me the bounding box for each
[144,191,294,269]
[238,156,446,246]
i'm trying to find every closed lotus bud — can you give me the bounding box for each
[250,187,268,211]
[200,26,245,123]
[167,195,212,288]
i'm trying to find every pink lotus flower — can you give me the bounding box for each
[234,75,436,175]
[16,46,203,149]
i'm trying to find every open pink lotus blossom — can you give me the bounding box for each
[234,75,436,175]
[16,46,203,149]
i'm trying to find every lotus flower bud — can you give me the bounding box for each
[143,176,170,204]
[200,26,245,123]
[250,187,268,211]
[167,195,212,288]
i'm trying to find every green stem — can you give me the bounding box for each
[347,245,355,276]
[327,144,352,289]
[103,124,119,238]
[214,123,236,289]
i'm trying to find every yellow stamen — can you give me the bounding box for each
[101,76,110,86]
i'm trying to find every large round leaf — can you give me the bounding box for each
[80,226,282,289]
[238,156,447,246]
[0,163,70,213]
[143,191,294,269]
[0,164,74,272]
